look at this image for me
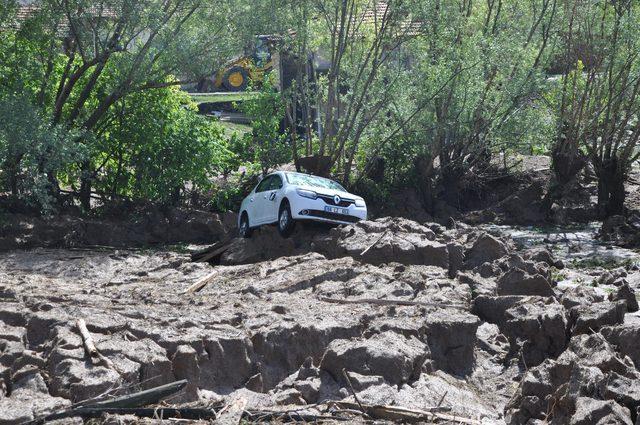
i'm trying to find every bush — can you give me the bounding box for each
[93,86,234,204]
[0,95,84,211]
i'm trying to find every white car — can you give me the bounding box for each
[238,171,367,237]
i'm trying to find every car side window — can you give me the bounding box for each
[255,176,273,193]
[269,175,283,190]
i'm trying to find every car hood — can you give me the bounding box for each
[293,184,361,200]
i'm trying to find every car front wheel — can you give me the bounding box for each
[278,202,295,237]
[239,213,253,238]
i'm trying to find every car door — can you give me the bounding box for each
[262,174,283,223]
[250,176,273,224]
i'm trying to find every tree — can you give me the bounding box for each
[352,0,556,209]
[0,95,83,210]
[549,0,640,217]
[282,0,421,182]
[89,86,232,204]
[2,0,238,208]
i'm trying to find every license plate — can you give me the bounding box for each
[325,206,348,215]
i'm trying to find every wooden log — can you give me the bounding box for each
[359,230,390,256]
[191,237,234,263]
[81,379,188,409]
[319,296,467,309]
[31,380,190,424]
[243,410,350,422]
[76,319,114,369]
[34,407,215,422]
[331,401,478,424]
[184,270,218,293]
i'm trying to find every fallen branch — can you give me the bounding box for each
[360,230,390,256]
[76,319,115,369]
[319,296,467,309]
[341,369,367,416]
[243,410,350,422]
[184,270,218,293]
[330,401,479,424]
[31,380,189,423]
[191,237,234,263]
[33,407,216,422]
[81,379,187,409]
[437,390,448,408]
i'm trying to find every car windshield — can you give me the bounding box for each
[286,173,346,191]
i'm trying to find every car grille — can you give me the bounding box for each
[306,209,361,223]
[318,195,354,207]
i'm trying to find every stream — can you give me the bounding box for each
[483,222,639,268]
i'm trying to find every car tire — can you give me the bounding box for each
[278,201,295,237]
[239,213,253,238]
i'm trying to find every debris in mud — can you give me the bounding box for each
[1,216,639,424]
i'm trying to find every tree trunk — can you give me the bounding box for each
[171,186,181,206]
[543,144,586,212]
[79,161,92,210]
[440,166,464,209]
[596,159,625,218]
[4,158,19,195]
[551,147,586,189]
[414,154,436,215]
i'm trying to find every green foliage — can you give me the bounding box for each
[1,0,639,217]
[94,86,233,203]
[0,95,84,211]
[238,75,290,174]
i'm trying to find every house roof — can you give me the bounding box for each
[3,2,116,32]
[360,1,422,36]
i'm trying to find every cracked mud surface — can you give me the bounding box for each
[1,217,639,424]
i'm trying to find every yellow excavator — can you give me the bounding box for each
[201,35,282,92]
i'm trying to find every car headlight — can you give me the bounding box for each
[296,189,318,199]
[355,198,366,207]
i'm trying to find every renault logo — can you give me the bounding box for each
[334,195,341,205]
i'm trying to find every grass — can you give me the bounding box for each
[189,91,260,104]
[218,120,252,137]
[569,257,636,270]
[550,267,567,282]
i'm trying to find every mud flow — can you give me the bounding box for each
[1,217,639,424]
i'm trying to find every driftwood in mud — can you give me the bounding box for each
[319,296,467,309]
[359,230,390,256]
[184,270,218,293]
[76,318,115,369]
[32,380,189,423]
[35,407,216,422]
[331,401,478,424]
[243,410,349,422]
[191,237,234,263]
[81,379,187,409]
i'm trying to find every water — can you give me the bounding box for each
[481,222,639,268]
